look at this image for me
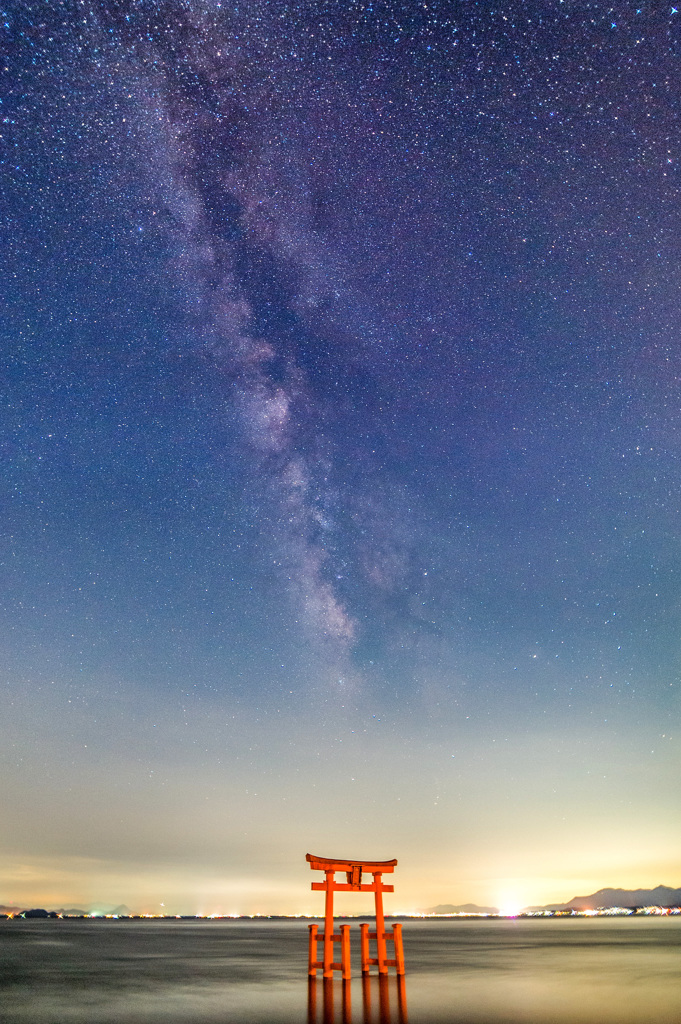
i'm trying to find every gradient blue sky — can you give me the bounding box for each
[2,0,680,914]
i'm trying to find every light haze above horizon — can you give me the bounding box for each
[2,1,680,917]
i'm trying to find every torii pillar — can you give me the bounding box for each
[306,853,405,978]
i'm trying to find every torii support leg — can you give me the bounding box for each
[309,919,351,979]
[323,870,334,978]
[374,872,388,974]
[360,921,370,974]
[340,924,351,981]
[308,924,319,977]
[393,922,405,976]
[360,919,405,976]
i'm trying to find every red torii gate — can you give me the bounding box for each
[306,853,405,979]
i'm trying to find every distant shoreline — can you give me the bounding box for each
[3,909,681,921]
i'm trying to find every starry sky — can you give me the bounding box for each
[2,0,681,916]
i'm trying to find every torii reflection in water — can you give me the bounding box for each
[307,974,408,1024]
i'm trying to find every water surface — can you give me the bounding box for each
[1,917,680,1023]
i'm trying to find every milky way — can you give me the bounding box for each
[2,1,681,913]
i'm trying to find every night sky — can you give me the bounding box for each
[2,0,681,916]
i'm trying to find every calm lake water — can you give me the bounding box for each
[1,917,680,1024]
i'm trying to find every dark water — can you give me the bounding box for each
[1,917,680,1023]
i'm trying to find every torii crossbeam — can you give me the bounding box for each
[306,853,405,978]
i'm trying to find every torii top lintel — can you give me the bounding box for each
[306,853,397,873]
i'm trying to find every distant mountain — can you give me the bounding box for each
[523,903,571,913]
[565,885,681,910]
[525,884,681,913]
[424,903,500,915]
